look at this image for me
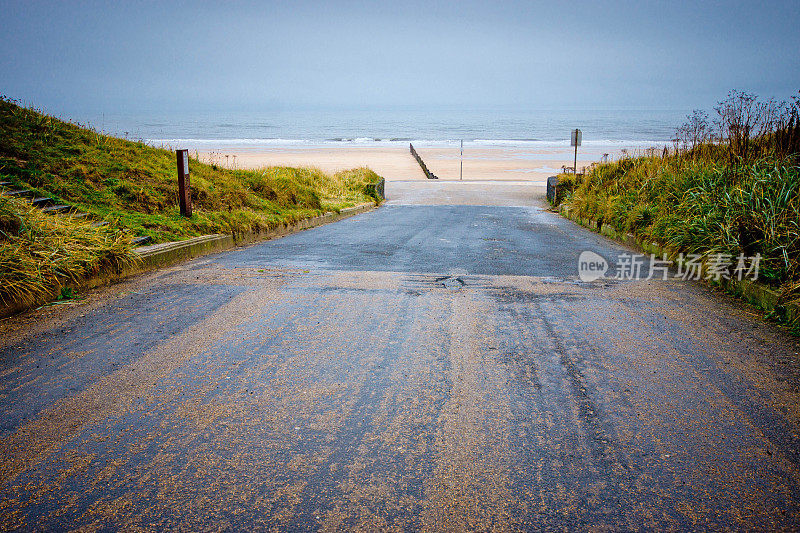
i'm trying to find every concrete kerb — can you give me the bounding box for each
[0,202,377,319]
[558,204,798,324]
[126,202,376,278]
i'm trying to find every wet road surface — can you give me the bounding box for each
[1,181,800,530]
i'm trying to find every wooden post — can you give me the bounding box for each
[571,129,582,175]
[176,149,191,217]
[574,143,578,174]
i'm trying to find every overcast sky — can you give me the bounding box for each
[1,0,798,114]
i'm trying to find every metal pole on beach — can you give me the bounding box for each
[460,139,463,180]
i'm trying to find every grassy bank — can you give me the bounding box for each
[0,194,137,306]
[554,91,800,322]
[0,97,384,308]
[0,97,383,243]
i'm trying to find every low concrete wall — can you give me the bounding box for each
[559,204,798,324]
[365,178,385,200]
[546,176,558,203]
[135,234,234,271]
[1,202,377,318]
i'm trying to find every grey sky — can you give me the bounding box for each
[1,0,798,114]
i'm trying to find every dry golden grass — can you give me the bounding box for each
[0,193,137,306]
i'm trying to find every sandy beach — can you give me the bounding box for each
[189,142,639,182]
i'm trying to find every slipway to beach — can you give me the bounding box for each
[1,177,799,530]
[181,139,634,182]
[4,0,799,528]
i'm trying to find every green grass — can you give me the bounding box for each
[0,97,384,309]
[0,97,383,244]
[558,152,800,311]
[554,90,800,324]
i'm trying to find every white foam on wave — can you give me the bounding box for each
[145,137,672,149]
[146,137,460,148]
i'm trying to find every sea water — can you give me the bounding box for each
[67,106,688,150]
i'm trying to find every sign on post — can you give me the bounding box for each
[570,129,582,174]
[570,129,582,147]
[176,149,191,217]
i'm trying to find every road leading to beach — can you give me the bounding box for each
[1,181,799,530]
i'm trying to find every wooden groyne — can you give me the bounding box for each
[409,143,438,179]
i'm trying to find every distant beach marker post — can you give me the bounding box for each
[176,149,192,217]
[460,139,463,180]
[571,128,582,174]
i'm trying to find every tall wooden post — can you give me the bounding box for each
[574,143,578,174]
[176,149,192,217]
[571,129,582,174]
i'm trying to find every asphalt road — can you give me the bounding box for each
[1,181,800,531]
